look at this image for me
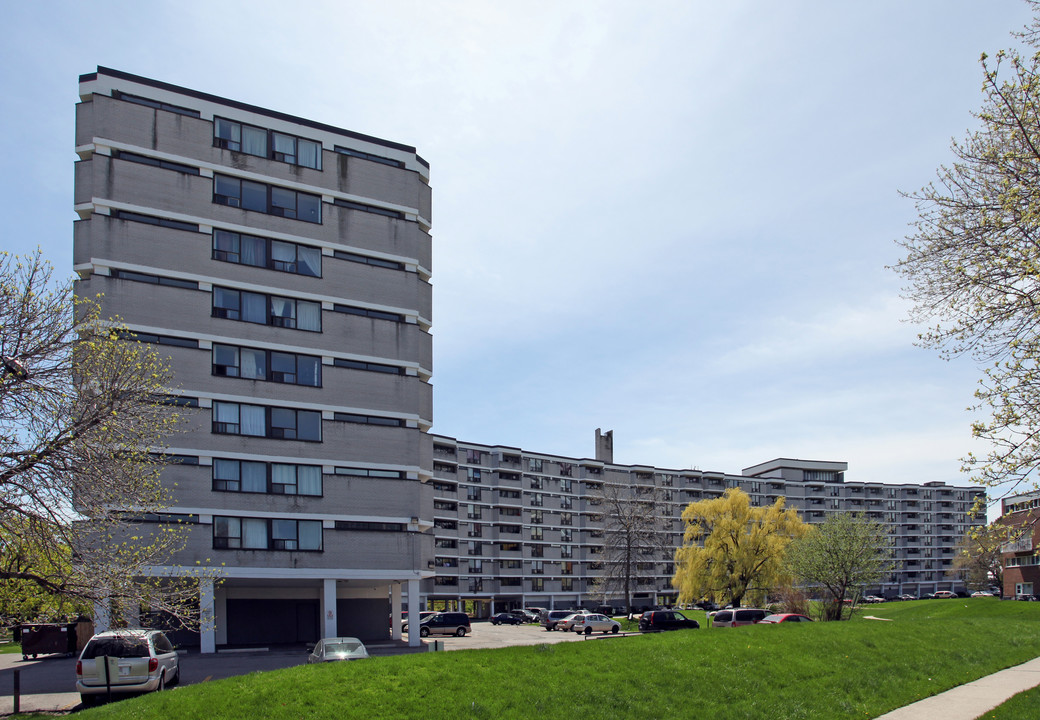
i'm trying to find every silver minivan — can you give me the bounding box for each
[76,629,179,705]
[710,608,769,627]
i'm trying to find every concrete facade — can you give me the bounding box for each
[424,438,986,614]
[74,67,434,650]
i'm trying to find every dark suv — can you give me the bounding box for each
[418,612,471,637]
[638,610,700,632]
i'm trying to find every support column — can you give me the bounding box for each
[200,578,215,654]
[93,596,111,634]
[323,579,338,639]
[391,583,402,640]
[407,579,420,648]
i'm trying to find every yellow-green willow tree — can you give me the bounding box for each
[672,488,807,608]
[0,250,209,626]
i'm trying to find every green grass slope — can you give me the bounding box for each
[84,599,1040,720]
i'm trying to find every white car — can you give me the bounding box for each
[307,637,369,663]
[556,613,587,631]
[571,613,621,635]
[76,629,179,706]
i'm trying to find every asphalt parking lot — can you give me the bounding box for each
[0,622,616,714]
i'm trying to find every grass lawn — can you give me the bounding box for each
[79,599,1040,720]
[0,641,22,654]
[979,682,1040,719]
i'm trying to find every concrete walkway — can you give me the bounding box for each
[875,656,1040,719]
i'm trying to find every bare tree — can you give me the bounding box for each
[1,250,208,626]
[589,477,669,612]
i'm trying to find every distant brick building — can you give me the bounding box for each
[1001,491,1040,599]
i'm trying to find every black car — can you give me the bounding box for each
[639,610,700,632]
[490,612,523,625]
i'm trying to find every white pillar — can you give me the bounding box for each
[93,596,111,633]
[490,598,495,615]
[391,583,402,640]
[407,579,420,647]
[323,579,338,639]
[200,578,215,654]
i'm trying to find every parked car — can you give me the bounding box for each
[571,613,621,635]
[540,610,576,631]
[76,629,179,706]
[757,613,813,624]
[932,591,958,599]
[971,591,995,598]
[695,600,721,612]
[418,612,471,637]
[638,610,700,632]
[509,609,539,623]
[307,637,369,663]
[555,613,587,632]
[862,595,885,604]
[490,613,523,625]
[898,594,917,601]
[401,611,436,632]
[594,605,617,616]
[711,608,769,627]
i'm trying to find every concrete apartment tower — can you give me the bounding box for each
[73,68,434,650]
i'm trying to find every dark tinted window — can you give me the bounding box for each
[82,637,149,659]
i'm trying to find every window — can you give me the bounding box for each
[530,509,543,524]
[111,209,199,233]
[212,287,321,331]
[333,249,405,271]
[466,449,485,465]
[467,523,482,538]
[333,197,404,220]
[332,467,404,479]
[529,476,543,490]
[467,468,482,483]
[561,578,574,592]
[212,458,321,496]
[334,145,404,168]
[212,402,321,441]
[530,578,544,592]
[333,357,404,375]
[559,463,573,477]
[434,500,457,511]
[434,557,457,568]
[467,504,481,520]
[499,489,520,499]
[468,541,482,555]
[113,90,199,117]
[214,118,321,169]
[502,557,521,567]
[119,330,198,349]
[561,512,573,526]
[113,150,199,176]
[213,175,321,223]
[560,545,573,558]
[531,544,544,557]
[213,516,322,550]
[530,493,543,507]
[561,528,573,543]
[213,344,321,387]
[468,560,483,574]
[434,519,457,530]
[213,230,320,277]
[531,561,544,575]
[467,487,482,502]
[467,579,483,593]
[561,561,574,575]
[561,478,572,493]
[332,303,404,322]
[332,412,405,430]
[435,538,457,548]
[111,269,198,290]
[530,526,543,541]
[528,459,543,473]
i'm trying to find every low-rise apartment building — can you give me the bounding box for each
[1000,491,1040,599]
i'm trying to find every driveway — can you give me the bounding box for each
[0,623,616,713]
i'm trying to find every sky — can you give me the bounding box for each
[1,0,1035,511]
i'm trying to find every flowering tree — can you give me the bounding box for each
[1,250,205,626]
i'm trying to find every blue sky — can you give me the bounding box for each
[2,1,1033,505]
